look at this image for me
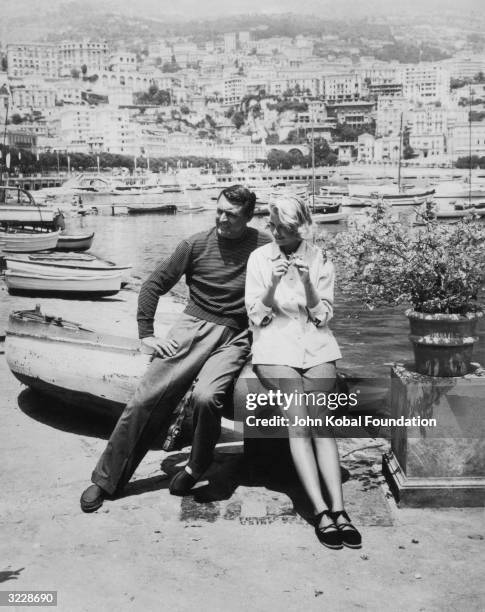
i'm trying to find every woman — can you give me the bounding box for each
[245,194,361,549]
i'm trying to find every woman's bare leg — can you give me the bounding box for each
[303,363,344,512]
[255,364,330,519]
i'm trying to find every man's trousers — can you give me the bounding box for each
[91,313,250,495]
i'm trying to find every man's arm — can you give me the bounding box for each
[137,239,192,339]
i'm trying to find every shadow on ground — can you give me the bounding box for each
[17,389,166,450]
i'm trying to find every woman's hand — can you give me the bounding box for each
[270,258,289,286]
[141,336,179,358]
[292,256,311,285]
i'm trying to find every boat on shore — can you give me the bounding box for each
[56,232,94,252]
[1,229,60,253]
[5,307,241,441]
[6,253,132,284]
[4,270,123,297]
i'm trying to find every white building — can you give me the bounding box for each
[401,63,450,105]
[59,105,137,154]
[448,121,485,161]
[441,53,485,80]
[376,96,410,137]
[58,41,109,75]
[10,78,57,111]
[224,33,237,54]
[109,53,137,73]
[357,133,401,163]
[7,43,59,78]
[321,73,362,103]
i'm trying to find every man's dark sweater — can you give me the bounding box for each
[137,226,270,338]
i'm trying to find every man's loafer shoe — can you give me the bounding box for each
[80,484,106,513]
[169,470,198,496]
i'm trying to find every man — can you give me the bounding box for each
[80,184,270,512]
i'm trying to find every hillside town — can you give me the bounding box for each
[1,10,485,175]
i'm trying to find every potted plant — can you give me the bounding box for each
[326,205,485,377]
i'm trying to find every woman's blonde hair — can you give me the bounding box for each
[268,193,313,239]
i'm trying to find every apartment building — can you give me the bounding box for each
[401,63,450,105]
[321,73,362,103]
[441,53,485,80]
[109,53,137,73]
[59,105,136,154]
[58,41,109,75]
[7,43,59,78]
[376,96,409,137]
[357,133,401,163]
[10,78,57,110]
[326,101,375,127]
[448,121,485,160]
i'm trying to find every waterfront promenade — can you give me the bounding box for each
[0,287,483,611]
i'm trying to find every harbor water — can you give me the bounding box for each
[57,188,485,379]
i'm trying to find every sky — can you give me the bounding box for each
[2,0,483,20]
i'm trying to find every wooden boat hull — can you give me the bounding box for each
[56,232,94,251]
[2,230,60,252]
[5,308,242,441]
[0,206,58,224]
[348,186,435,205]
[312,212,348,224]
[435,209,473,219]
[17,253,132,284]
[379,190,435,205]
[127,205,177,214]
[252,205,269,216]
[4,270,122,297]
[5,257,131,280]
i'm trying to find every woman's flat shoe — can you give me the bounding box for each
[331,510,362,549]
[314,510,343,549]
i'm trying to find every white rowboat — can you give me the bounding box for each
[312,212,348,224]
[4,270,122,297]
[5,257,131,280]
[2,230,60,252]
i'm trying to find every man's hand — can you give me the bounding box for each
[141,336,179,358]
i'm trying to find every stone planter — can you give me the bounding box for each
[406,310,483,377]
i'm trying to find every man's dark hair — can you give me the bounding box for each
[218,184,256,219]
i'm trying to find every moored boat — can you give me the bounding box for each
[0,186,61,228]
[127,204,177,215]
[252,204,269,216]
[434,208,473,219]
[312,212,348,224]
[309,201,341,214]
[348,184,435,205]
[4,270,122,297]
[56,232,94,252]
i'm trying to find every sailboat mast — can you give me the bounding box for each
[1,93,9,187]
[311,109,315,211]
[468,84,472,207]
[397,112,403,192]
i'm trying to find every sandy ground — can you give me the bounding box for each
[1,284,484,612]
